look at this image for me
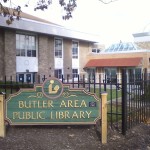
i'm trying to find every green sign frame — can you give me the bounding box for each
[5,77,101,125]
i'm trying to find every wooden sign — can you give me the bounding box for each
[6,77,101,125]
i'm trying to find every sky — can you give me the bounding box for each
[2,0,150,46]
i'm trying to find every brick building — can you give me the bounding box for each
[0,12,101,83]
[1,11,149,84]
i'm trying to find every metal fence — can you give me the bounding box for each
[122,70,150,135]
[0,70,150,135]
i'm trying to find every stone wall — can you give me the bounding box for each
[79,41,90,75]
[38,34,50,77]
[48,36,55,77]
[4,29,16,80]
[63,38,72,79]
[0,29,4,80]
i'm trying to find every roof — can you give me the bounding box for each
[133,32,150,37]
[133,32,150,43]
[104,42,142,53]
[84,57,143,68]
[20,11,60,26]
[0,9,100,43]
[0,7,59,25]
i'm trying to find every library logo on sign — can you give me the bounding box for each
[42,78,63,99]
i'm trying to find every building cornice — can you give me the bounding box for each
[0,16,100,43]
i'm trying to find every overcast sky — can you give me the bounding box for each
[3,0,150,46]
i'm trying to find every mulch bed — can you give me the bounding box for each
[0,123,150,150]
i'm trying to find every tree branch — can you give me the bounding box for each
[0,2,21,25]
[0,0,119,25]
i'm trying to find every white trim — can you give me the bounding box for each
[54,37,64,74]
[134,36,150,42]
[101,49,150,54]
[16,33,38,73]
[54,37,63,59]
[0,16,100,43]
[72,40,79,74]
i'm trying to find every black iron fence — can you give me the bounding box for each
[122,70,150,135]
[0,76,34,99]
[0,70,150,135]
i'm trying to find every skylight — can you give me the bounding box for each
[105,42,142,53]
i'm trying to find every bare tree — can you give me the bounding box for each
[0,0,118,25]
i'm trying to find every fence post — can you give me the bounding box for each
[122,69,127,135]
[0,94,5,137]
[101,92,108,144]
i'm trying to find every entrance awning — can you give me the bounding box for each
[84,57,143,68]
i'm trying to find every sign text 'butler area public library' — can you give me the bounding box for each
[5,78,101,125]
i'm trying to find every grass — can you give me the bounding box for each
[144,84,150,101]
[107,104,122,123]
[89,87,122,101]
[89,87,122,123]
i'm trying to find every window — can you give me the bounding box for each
[128,43,135,50]
[72,41,78,59]
[92,49,96,53]
[55,38,62,58]
[97,49,100,53]
[16,34,36,57]
[72,69,78,78]
[123,43,129,50]
[92,48,101,53]
[135,68,141,74]
[54,69,62,79]
[87,68,95,82]
[105,68,117,83]
[17,73,34,83]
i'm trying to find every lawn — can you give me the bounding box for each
[89,87,122,101]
